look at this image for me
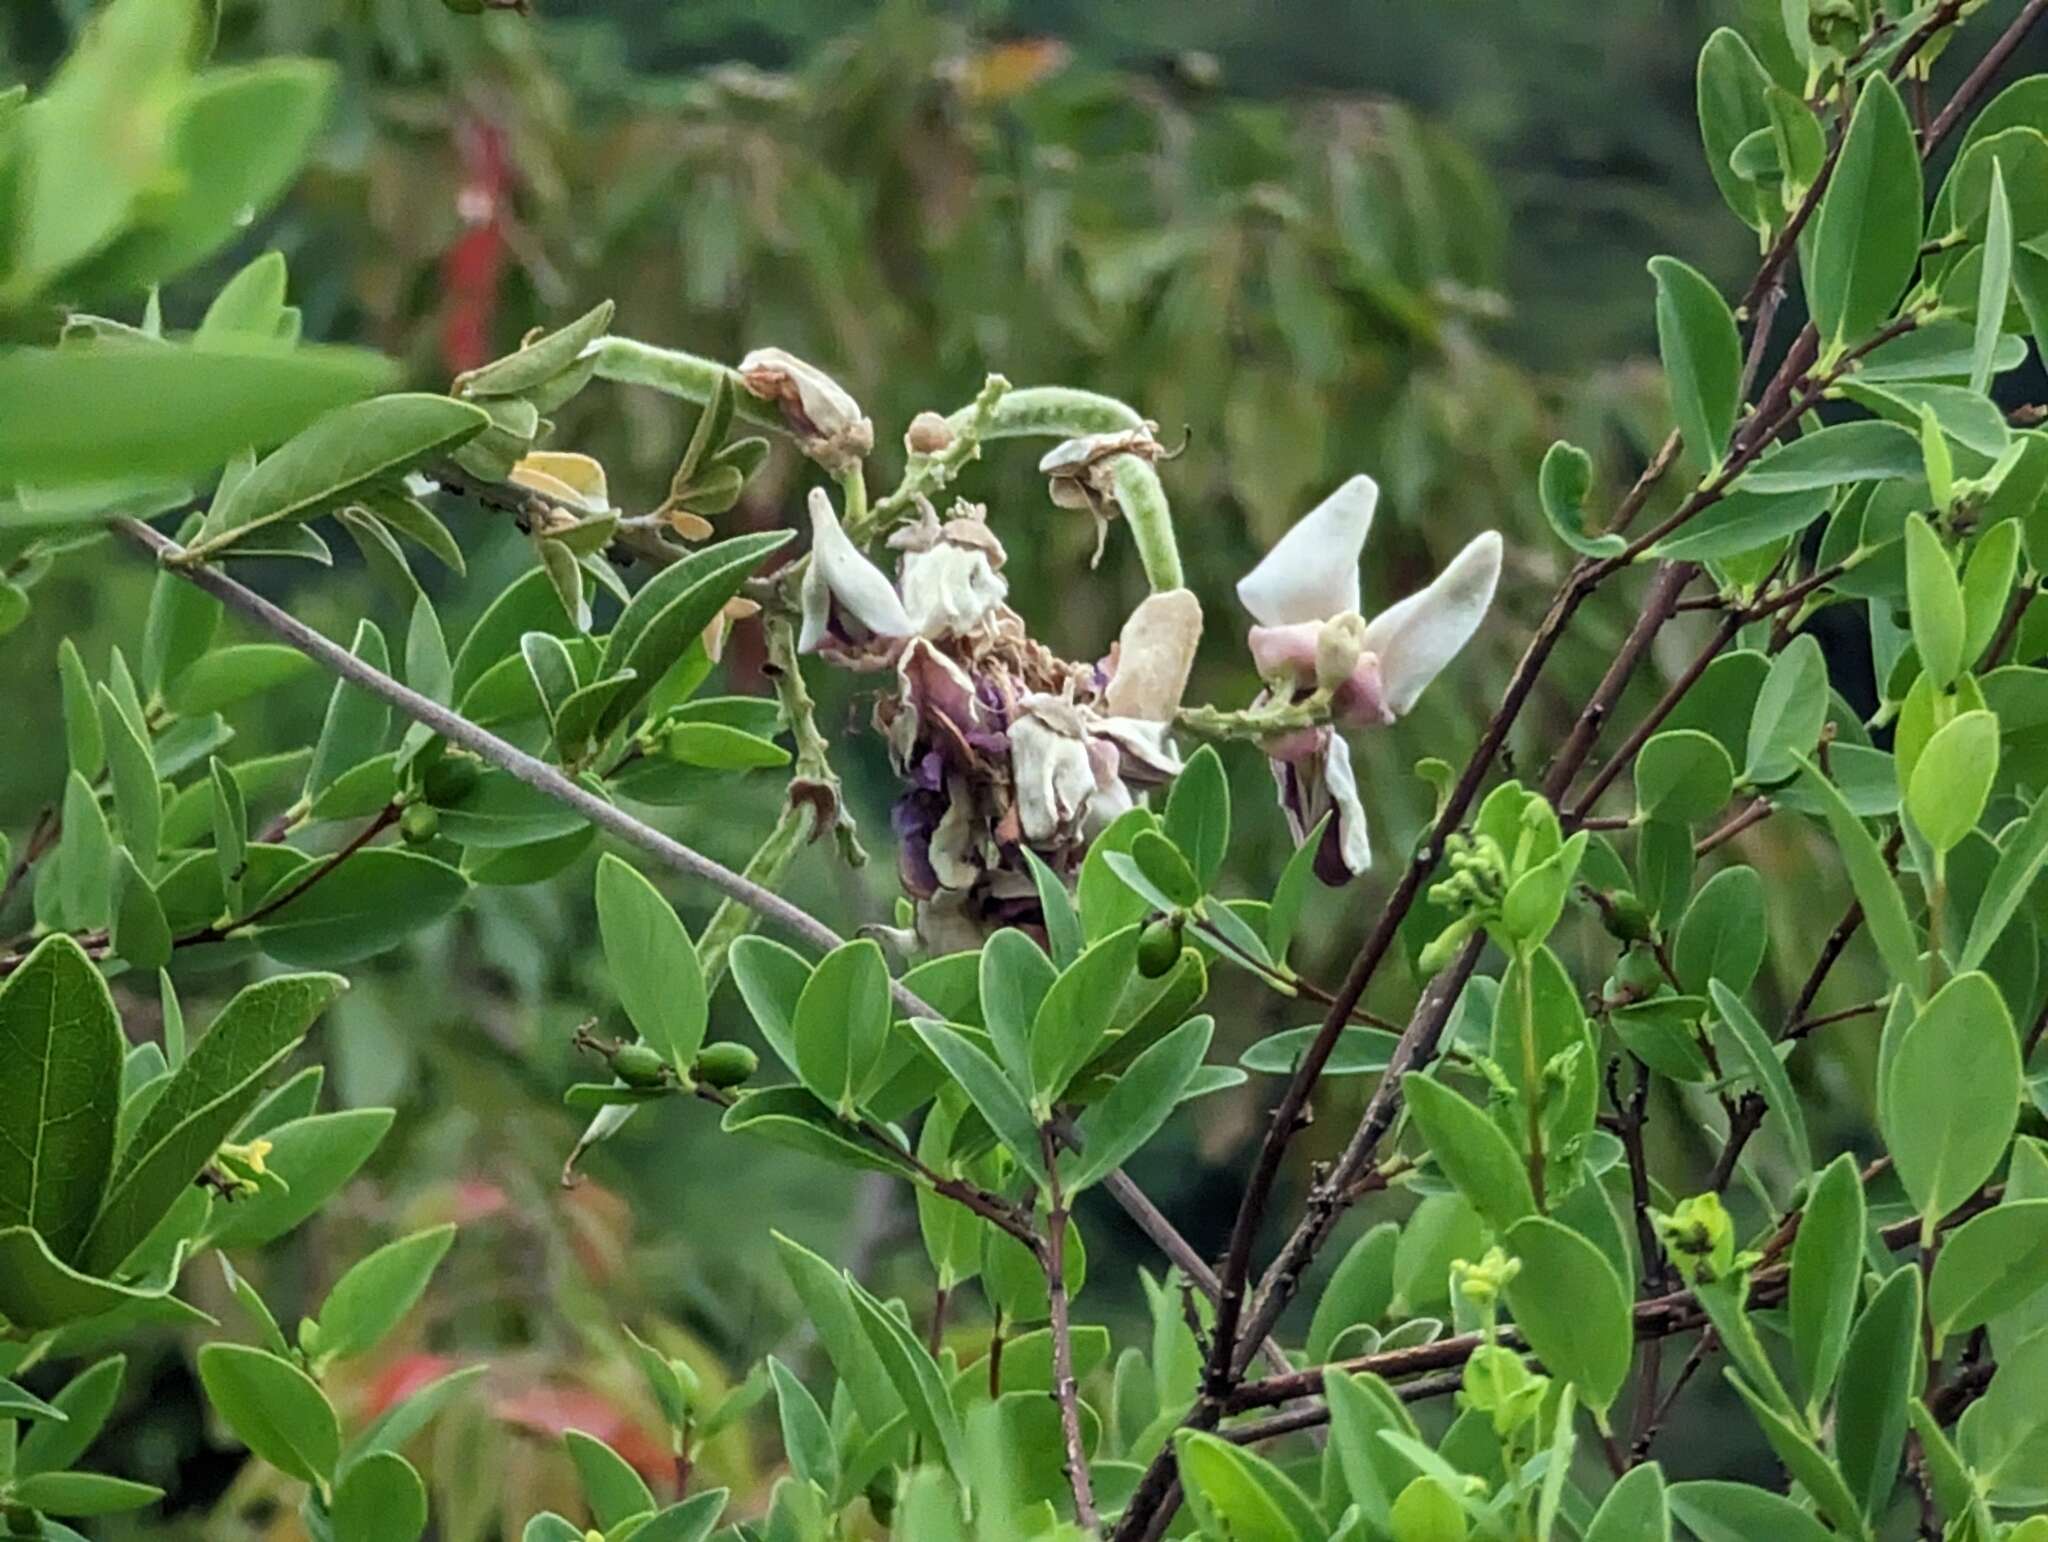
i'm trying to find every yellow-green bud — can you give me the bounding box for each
[611,1041,670,1089]
[400,804,441,845]
[693,1041,759,1088]
[1137,914,1185,977]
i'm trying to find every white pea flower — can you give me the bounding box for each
[738,346,875,472]
[1238,474,1502,879]
[1008,690,1184,847]
[890,500,1009,640]
[798,486,913,659]
[1104,587,1203,722]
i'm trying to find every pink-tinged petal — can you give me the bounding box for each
[1321,734,1373,876]
[806,486,913,643]
[1331,653,1395,730]
[1236,474,1376,627]
[1261,724,1329,767]
[1360,530,1502,718]
[1246,621,1322,688]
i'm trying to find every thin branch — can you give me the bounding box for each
[1041,1128,1099,1533]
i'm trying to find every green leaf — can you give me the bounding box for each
[1835,1266,1922,1521]
[330,1449,428,1542]
[6,1470,163,1516]
[0,1223,179,1331]
[1962,518,2021,665]
[662,721,787,770]
[15,1355,124,1477]
[1322,1368,1417,1534]
[1650,255,1741,471]
[0,934,125,1265]
[1585,1463,1670,1542]
[141,538,222,696]
[848,1276,968,1480]
[728,935,810,1077]
[1078,808,1160,941]
[58,638,104,780]
[200,251,289,341]
[1906,709,1998,854]
[303,620,391,800]
[909,1020,1046,1186]
[1065,1016,1213,1191]
[1796,756,1923,1003]
[1401,1073,1537,1229]
[1736,421,1923,494]
[1675,867,1767,995]
[77,58,334,291]
[1636,729,1735,823]
[564,1429,655,1529]
[1883,971,2021,1225]
[314,1224,454,1363]
[768,1357,839,1502]
[1697,28,1775,235]
[344,1363,485,1471]
[1306,1225,1398,1365]
[1743,633,1828,785]
[1021,847,1083,969]
[1930,1199,2048,1335]
[1031,925,1140,1105]
[245,849,469,967]
[57,769,114,933]
[1724,1371,1868,1539]
[1669,1481,1833,1542]
[165,643,317,715]
[793,940,891,1116]
[595,529,795,733]
[1709,979,1811,1172]
[429,771,585,848]
[1808,74,1923,353]
[595,855,707,1077]
[0,342,395,491]
[1266,813,1329,960]
[980,927,1056,1095]
[1538,440,1624,556]
[1789,1151,1865,1415]
[1164,744,1230,889]
[1502,1215,1632,1413]
[456,300,615,398]
[196,394,488,554]
[80,972,345,1276]
[1906,514,1968,688]
[1176,1430,1320,1542]
[196,1342,340,1487]
[204,1108,392,1250]
[1974,160,2015,395]
[110,847,172,973]
[772,1232,902,1437]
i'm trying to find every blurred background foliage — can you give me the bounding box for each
[5,0,2033,1535]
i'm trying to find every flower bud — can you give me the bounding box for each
[1314,611,1368,693]
[693,1041,759,1088]
[400,804,441,845]
[738,347,874,473]
[510,451,612,515]
[1138,913,1185,977]
[905,411,954,455]
[610,1041,670,1089]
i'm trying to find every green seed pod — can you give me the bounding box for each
[400,804,440,845]
[1137,914,1184,978]
[693,1041,759,1088]
[423,754,481,805]
[1610,944,1663,997]
[610,1041,670,1089]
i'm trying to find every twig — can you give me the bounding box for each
[1041,1128,1099,1533]
[1695,798,1772,857]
